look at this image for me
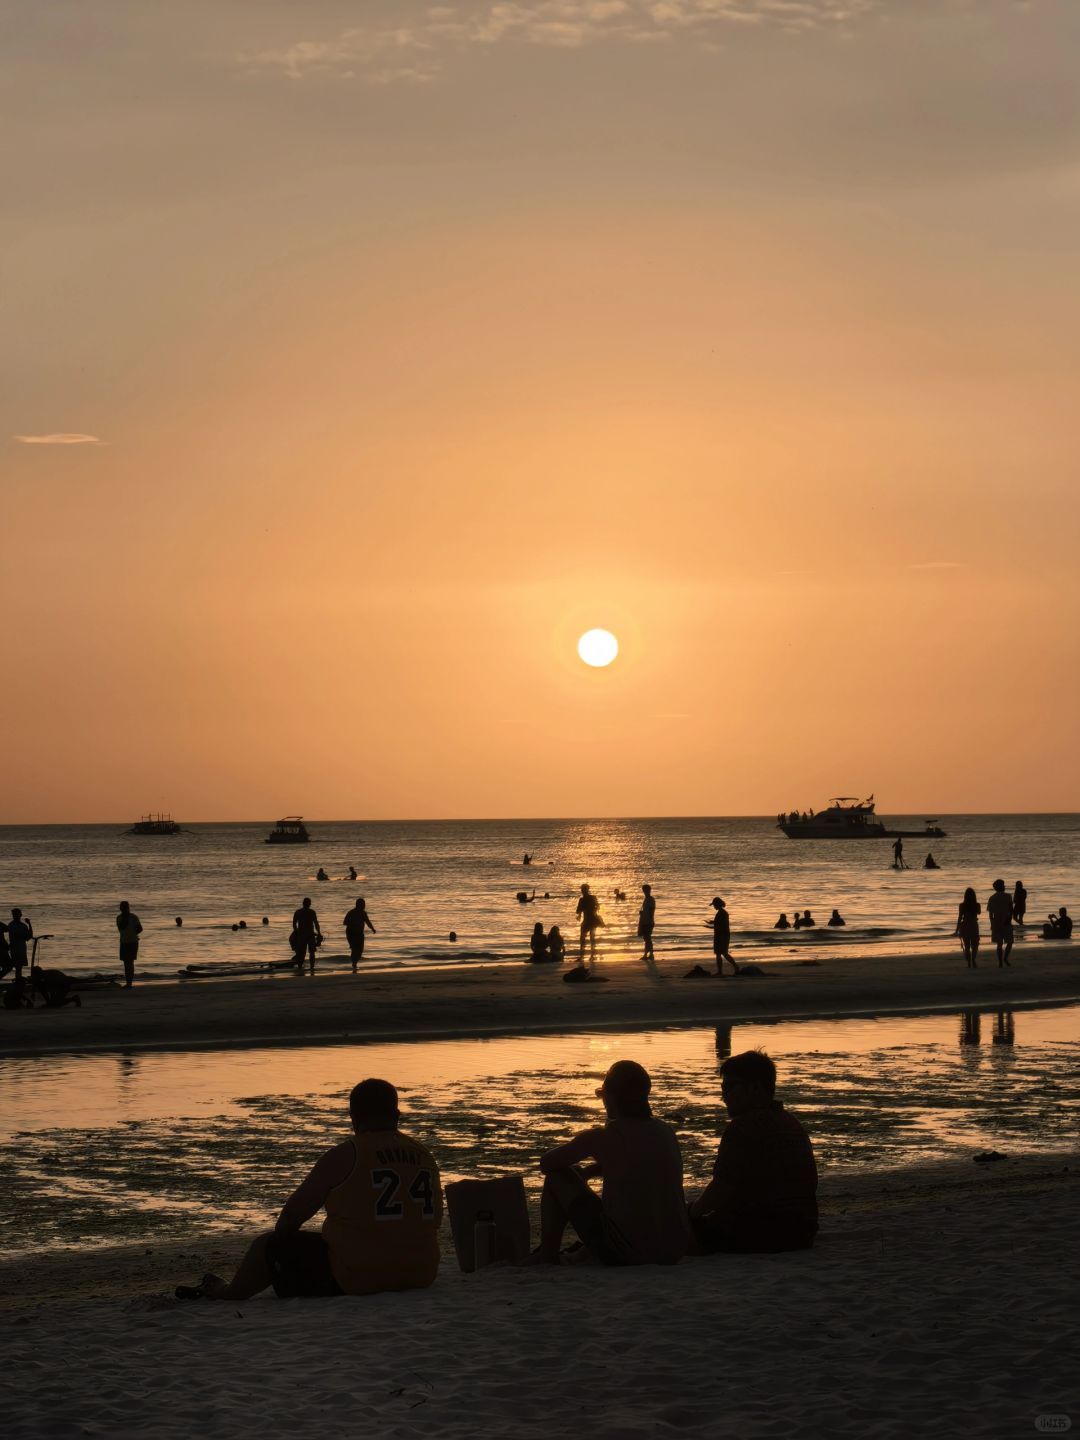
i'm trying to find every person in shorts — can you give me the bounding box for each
[116,901,142,987]
[178,1079,442,1301]
[986,878,1014,968]
[342,897,376,972]
[531,1060,689,1267]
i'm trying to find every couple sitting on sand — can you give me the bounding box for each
[178,1052,817,1302]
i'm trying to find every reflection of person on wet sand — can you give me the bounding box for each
[575,884,603,963]
[992,1011,1015,1047]
[959,1011,981,1046]
[774,913,790,930]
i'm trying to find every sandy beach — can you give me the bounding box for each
[3,945,1078,1058]
[3,1157,1076,1438]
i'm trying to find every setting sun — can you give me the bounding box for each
[577,628,619,668]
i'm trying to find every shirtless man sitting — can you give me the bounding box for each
[532,1060,689,1266]
[688,1049,818,1254]
[177,1079,442,1300]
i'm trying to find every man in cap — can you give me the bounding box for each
[532,1059,689,1266]
[688,1049,818,1253]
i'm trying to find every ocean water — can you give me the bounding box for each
[0,815,1076,981]
[1,1003,1076,1255]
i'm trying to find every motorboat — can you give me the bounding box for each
[265,816,311,845]
[777,798,946,839]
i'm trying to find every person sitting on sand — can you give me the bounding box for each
[774,913,790,930]
[30,966,81,1008]
[530,1060,689,1266]
[708,898,738,975]
[986,879,1013,968]
[529,922,551,962]
[827,909,845,927]
[688,1049,818,1254]
[177,1079,442,1302]
[576,884,603,963]
[292,898,323,974]
[799,909,816,929]
[547,925,566,962]
[955,887,981,968]
[1042,907,1073,940]
[343,898,376,973]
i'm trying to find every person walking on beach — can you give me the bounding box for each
[576,884,603,964]
[116,901,142,988]
[292,897,323,974]
[530,1060,689,1266]
[892,838,906,869]
[688,1049,818,1253]
[709,897,737,975]
[1012,881,1028,926]
[176,1079,442,1301]
[955,887,981,967]
[638,884,656,961]
[343,898,376,973]
[987,879,1014,967]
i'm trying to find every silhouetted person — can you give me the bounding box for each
[1012,882,1027,926]
[343,898,376,973]
[892,838,906,869]
[116,901,142,988]
[547,925,566,962]
[175,916,183,927]
[6,909,33,983]
[1043,907,1073,940]
[30,966,81,1008]
[924,853,939,869]
[688,1049,818,1253]
[531,1061,689,1266]
[576,884,603,963]
[987,879,1013,967]
[522,853,532,866]
[348,866,358,881]
[955,887,981,968]
[799,909,816,929]
[529,922,552,962]
[992,1011,1015,1047]
[792,912,803,930]
[316,868,329,882]
[709,897,737,975]
[262,916,269,926]
[638,884,656,961]
[774,913,790,930]
[827,909,845,926]
[176,1079,441,1302]
[292,898,323,974]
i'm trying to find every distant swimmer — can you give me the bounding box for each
[116,901,142,989]
[799,910,816,929]
[522,854,532,866]
[547,925,566,962]
[448,931,457,943]
[709,897,737,976]
[516,889,536,905]
[348,866,358,882]
[1043,907,1073,940]
[576,884,604,963]
[5,908,33,983]
[774,913,791,930]
[292,897,323,974]
[827,909,846,927]
[613,888,627,902]
[343,898,376,973]
[638,884,656,961]
[175,916,183,927]
[316,868,329,883]
[892,838,906,870]
[239,920,247,929]
[1013,881,1028,926]
[924,853,939,869]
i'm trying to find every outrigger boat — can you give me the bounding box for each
[126,813,182,835]
[777,797,946,840]
[265,816,311,845]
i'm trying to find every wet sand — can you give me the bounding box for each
[4,1158,1077,1438]
[2,944,1078,1058]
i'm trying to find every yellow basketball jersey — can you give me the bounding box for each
[322,1129,442,1295]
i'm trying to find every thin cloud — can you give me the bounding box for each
[14,433,102,445]
[242,0,879,82]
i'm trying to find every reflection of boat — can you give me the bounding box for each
[777,798,946,839]
[265,816,311,845]
[126,813,182,835]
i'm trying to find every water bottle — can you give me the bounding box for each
[473,1209,497,1270]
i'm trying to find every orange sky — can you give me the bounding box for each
[4,1,1079,820]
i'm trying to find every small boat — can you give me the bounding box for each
[126,813,182,836]
[777,798,947,840]
[265,816,311,845]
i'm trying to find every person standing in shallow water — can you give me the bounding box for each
[638,884,656,961]
[116,901,142,988]
[987,879,1014,968]
[892,837,906,869]
[343,898,376,973]
[292,897,323,974]
[955,887,981,968]
[1012,881,1028,926]
[575,884,603,964]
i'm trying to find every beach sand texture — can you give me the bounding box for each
[3,945,1079,1057]
[3,1161,1076,1439]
